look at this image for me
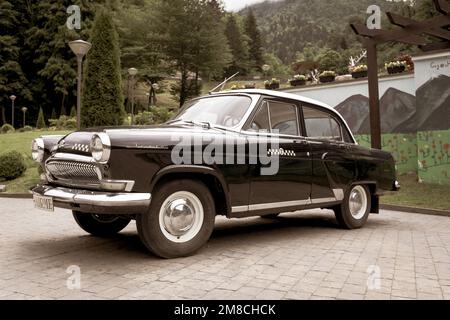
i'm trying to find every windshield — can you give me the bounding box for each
[170,95,252,128]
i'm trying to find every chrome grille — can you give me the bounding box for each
[46,160,101,184]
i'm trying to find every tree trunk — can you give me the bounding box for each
[60,92,66,117]
[0,106,5,125]
[180,70,188,108]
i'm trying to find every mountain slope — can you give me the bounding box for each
[241,0,411,63]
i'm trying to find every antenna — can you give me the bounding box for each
[209,72,239,94]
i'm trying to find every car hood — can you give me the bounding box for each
[55,124,240,155]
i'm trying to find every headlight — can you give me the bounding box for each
[90,133,111,163]
[31,138,44,163]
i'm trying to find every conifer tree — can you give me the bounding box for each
[245,8,264,72]
[36,107,46,129]
[81,9,125,127]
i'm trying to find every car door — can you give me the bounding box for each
[301,104,356,202]
[244,98,312,211]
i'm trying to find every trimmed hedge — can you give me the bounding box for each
[0,151,27,181]
[1,124,15,134]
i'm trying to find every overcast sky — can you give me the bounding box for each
[223,0,278,12]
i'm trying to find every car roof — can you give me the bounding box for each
[213,89,357,144]
[215,89,336,113]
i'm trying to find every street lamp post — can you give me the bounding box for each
[21,107,27,128]
[69,40,92,130]
[128,68,138,125]
[9,95,16,127]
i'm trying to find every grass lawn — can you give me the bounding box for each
[382,174,450,211]
[0,130,69,193]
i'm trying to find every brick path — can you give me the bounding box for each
[1,198,450,300]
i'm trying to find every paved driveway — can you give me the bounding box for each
[1,198,450,300]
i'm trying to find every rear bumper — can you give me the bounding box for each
[31,185,151,215]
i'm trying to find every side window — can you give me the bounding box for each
[268,101,299,136]
[249,100,300,136]
[249,101,270,132]
[303,106,342,141]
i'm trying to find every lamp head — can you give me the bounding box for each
[10,95,16,101]
[69,40,92,57]
[128,68,138,76]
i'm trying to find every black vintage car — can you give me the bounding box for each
[31,90,399,258]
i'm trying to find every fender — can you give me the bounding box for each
[150,164,231,214]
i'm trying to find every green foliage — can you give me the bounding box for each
[51,108,57,120]
[244,8,263,72]
[0,151,26,181]
[1,124,15,134]
[18,125,33,133]
[0,0,32,125]
[49,116,77,130]
[316,49,347,74]
[82,10,125,128]
[170,79,202,104]
[262,53,289,76]
[134,107,174,125]
[225,14,251,77]
[36,108,46,129]
[150,0,231,106]
[244,0,417,65]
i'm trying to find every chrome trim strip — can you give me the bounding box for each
[250,199,311,211]
[32,185,151,208]
[231,206,248,213]
[51,153,95,163]
[231,196,340,213]
[311,197,337,204]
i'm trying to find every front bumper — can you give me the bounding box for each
[31,185,151,215]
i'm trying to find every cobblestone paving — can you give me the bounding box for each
[1,198,450,300]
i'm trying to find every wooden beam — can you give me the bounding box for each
[350,23,382,37]
[419,41,450,51]
[387,12,450,40]
[434,0,450,15]
[366,41,382,150]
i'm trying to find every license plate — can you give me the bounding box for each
[33,194,54,212]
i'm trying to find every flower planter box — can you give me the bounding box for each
[319,75,335,83]
[289,79,306,87]
[387,66,406,75]
[351,71,367,79]
[244,84,256,89]
[265,83,280,90]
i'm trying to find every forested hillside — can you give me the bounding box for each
[240,0,436,65]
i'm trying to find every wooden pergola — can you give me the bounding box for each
[351,0,450,149]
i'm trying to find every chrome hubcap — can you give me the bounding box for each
[159,191,204,243]
[349,186,368,220]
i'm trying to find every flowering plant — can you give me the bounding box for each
[351,64,368,72]
[385,60,407,69]
[319,71,336,77]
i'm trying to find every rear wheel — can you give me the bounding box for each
[137,179,215,258]
[73,212,131,236]
[334,185,371,229]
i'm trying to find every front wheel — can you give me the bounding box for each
[73,212,131,236]
[136,179,215,259]
[334,185,371,229]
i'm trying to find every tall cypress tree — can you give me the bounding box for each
[81,9,125,127]
[244,8,263,72]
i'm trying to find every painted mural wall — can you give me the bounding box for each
[283,50,450,185]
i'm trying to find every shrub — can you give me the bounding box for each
[36,107,46,129]
[134,107,174,125]
[1,124,15,134]
[17,126,33,133]
[0,151,26,181]
[49,116,77,130]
